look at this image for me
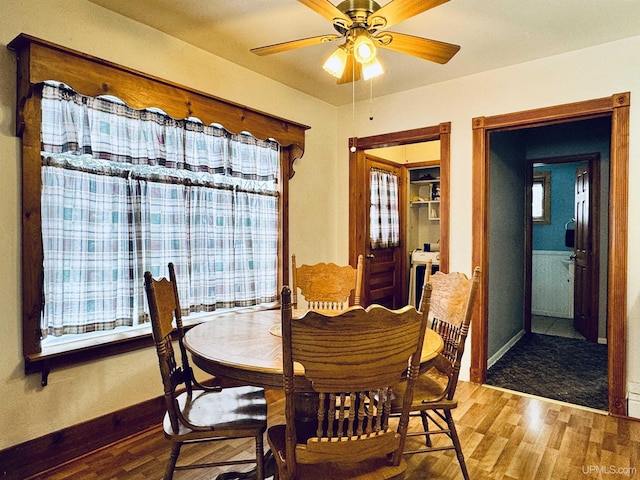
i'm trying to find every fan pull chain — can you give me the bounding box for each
[369,78,374,121]
[352,63,356,134]
[350,55,357,152]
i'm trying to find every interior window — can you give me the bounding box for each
[369,167,400,249]
[532,171,551,224]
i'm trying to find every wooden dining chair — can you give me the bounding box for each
[144,263,267,480]
[267,283,432,480]
[291,254,364,310]
[390,266,481,480]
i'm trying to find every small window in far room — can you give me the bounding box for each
[532,171,551,224]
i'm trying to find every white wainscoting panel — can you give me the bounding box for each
[532,250,574,318]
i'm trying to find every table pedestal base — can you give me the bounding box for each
[216,450,276,480]
[294,392,320,443]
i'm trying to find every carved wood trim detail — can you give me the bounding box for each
[8,34,309,148]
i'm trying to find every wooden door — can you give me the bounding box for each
[573,162,598,342]
[359,155,405,309]
[348,124,451,309]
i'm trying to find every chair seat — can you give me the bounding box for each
[391,367,456,410]
[267,425,407,480]
[164,385,267,439]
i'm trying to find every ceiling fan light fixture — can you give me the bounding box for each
[362,57,384,80]
[252,0,461,85]
[323,45,349,78]
[353,33,377,64]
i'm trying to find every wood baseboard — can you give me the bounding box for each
[0,395,165,480]
[0,378,229,480]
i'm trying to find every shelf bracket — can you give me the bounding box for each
[41,359,51,387]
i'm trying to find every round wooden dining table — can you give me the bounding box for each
[184,307,443,480]
[184,307,444,390]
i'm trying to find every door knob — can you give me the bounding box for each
[569,254,577,260]
[366,253,375,259]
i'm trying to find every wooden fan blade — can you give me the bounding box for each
[379,32,460,64]
[251,34,341,56]
[369,0,449,31]
[337,54,362,84]
[298,0,353,26]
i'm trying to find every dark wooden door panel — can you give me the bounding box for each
[363,157,404,309]
[367,248,399,308]
[573,162,597,342]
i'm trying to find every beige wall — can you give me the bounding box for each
[367,141,441,164]
[0,0,339,450]
[2,0,640,451]
[338,36,640,403]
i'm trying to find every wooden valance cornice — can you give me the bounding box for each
[8,33,309,177]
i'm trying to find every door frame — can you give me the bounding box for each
[349,123,451,306]
[470,93,629,416]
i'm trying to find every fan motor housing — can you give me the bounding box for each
[337,0,381,24]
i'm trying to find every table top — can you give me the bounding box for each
[184,308,444,390]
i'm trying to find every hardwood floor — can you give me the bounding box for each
[28,383,639,480]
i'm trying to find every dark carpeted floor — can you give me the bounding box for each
[486,333,608,410]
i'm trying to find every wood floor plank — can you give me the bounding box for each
[505,441,542,479]
[532,447,560,480]
[26,382,640,480]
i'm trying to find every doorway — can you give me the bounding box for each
[530,157,601,342]
[483,120,609,410]
[470,93,629,416]
[528,152,605,344]
[349,123,451,307]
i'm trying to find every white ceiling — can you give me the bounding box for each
[88,0,640,106]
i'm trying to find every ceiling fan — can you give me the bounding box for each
[251,0,460,84]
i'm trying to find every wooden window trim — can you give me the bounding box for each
[8,33,309,385]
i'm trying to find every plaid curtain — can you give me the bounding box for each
[40,82,280,337]
[369,168,400,249]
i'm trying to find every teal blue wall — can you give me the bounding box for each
[528,117,610,252]
[532,162,579,251]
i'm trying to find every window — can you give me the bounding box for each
[532,171,551,224]
[369,168,400,249]
[40,83,279,343]
[10,34,309,383]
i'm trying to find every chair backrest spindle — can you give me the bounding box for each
[427,266,481,401]
[278,283,431,477]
